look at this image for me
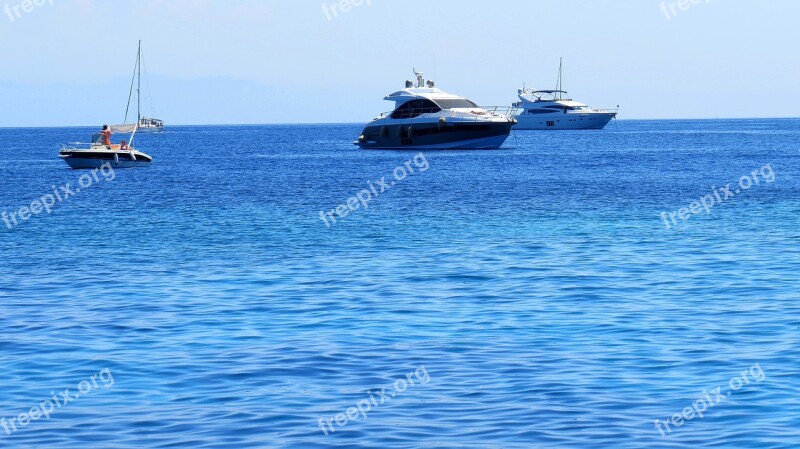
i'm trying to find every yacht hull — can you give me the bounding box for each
[59,150,152,169]
[515,112,616,130]
[358,122,513,150]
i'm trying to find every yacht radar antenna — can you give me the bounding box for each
[555,57,564,100]
[413,68,424,88]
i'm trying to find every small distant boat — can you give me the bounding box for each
[113,40,165,134]
[356,69,517,149]
[514,58,618,130]
[136,117,165,133]
[59,131,152,169]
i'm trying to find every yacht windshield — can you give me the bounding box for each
[391,99,442,119]
[434,99,479,109]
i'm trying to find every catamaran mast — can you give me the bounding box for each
[118,40,143,145]
[123,42,140,125]
[137,40,142,124]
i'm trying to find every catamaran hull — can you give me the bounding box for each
[59,151,152,169]
[515,112,616,130]
[135,126,164,134]
[358,122,514,150]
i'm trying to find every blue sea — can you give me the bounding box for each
[1,119,799,448]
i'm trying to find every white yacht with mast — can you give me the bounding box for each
[514,59,618,130]
[114,40,164,133]
[357,70,517,149]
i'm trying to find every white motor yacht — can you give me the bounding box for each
[356,70,517,149]
[514,59,618,130]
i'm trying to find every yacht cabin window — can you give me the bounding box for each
[434,99,480,109]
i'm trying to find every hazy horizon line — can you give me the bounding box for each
[1,116,798,130]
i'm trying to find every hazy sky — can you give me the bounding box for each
[1,0,798,126]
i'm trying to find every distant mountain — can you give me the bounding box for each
[0,75,335,127]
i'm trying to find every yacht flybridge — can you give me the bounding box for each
[356,70,517,149]
[514,59,618,130]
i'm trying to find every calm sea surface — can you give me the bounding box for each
[1,119,799,448]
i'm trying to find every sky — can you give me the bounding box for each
[0,0,798,126]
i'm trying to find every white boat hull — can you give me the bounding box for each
[63,157,151,169]
[135,126,164,134]
[59,148,153,169]
[514,112,616,130]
